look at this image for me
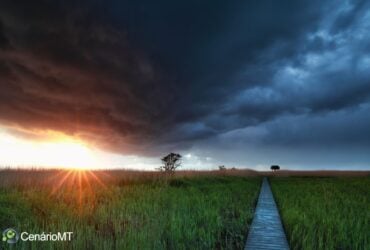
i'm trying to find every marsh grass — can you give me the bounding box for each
[270,177,370,250]
[0,169,260,249]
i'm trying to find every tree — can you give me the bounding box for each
[218,165,226,171]
[270,165,280,171]
[159,153,182,172]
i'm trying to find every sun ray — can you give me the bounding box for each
[87,171,108,190]
[81,171,93,203]
[46,169,66,184]
[46,169,111,211]
[82,171,91,189]
[78,171,83,208]
[50,170,73,195]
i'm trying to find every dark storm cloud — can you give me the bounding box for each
[0,0,176,154]
[0,20,10,49]
[0,0,370,159]
[193,104,370,169]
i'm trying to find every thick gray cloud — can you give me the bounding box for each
[0,0,369,168]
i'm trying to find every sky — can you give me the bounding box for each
[0,0,369,170]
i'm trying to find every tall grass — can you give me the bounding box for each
[0,169,260,249]
[270,177,370,250]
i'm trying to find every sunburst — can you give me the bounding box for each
[47,169,112,211]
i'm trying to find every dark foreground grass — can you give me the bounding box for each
[0,170,260,250]
[270,177,370,250]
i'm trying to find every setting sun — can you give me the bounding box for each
[38,141,96,169]
[0,131,96,169]
[0,129,158,169]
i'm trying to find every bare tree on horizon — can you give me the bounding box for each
[158,153,182,172]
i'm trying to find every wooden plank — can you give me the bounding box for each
[245,177,290,250]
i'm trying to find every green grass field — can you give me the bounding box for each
[1,170,369,250]
[0,170,260,249]
[270,177,370,250]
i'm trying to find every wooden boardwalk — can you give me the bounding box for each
[245,177,290,250]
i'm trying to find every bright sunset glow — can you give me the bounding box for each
[0,129,165,169]
[0,131,97,169]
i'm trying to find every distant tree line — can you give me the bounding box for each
[157,154,281,173]
[218,165,237,171]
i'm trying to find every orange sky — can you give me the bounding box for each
[0,128,159,169]
[0,127,217,170]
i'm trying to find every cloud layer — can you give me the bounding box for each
[0,0,369,168]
